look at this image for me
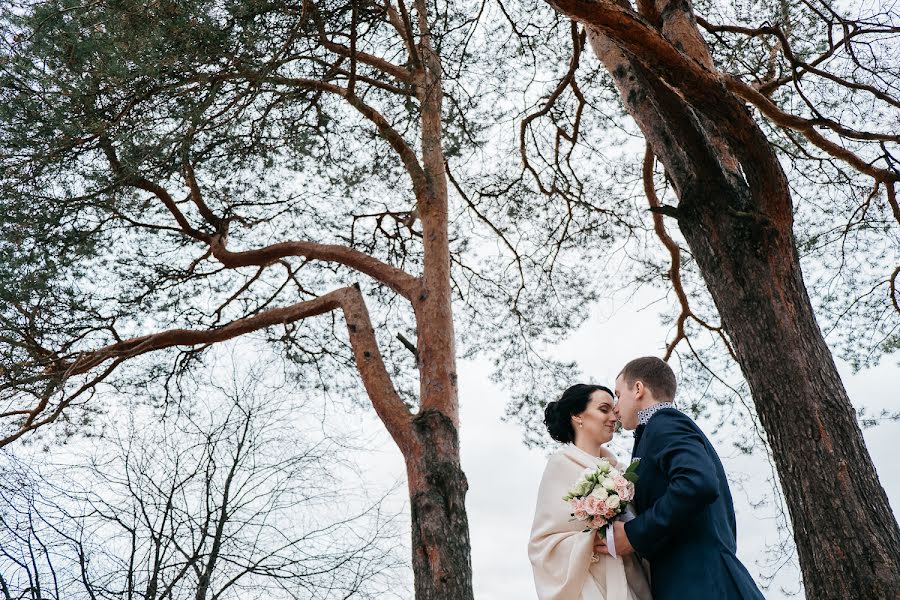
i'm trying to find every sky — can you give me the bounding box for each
[353,289,900,599]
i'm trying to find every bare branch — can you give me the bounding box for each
[519,23,586,196]
[341,285,413,450]
[2,286,415,449]
[725,76,899,144]
[387,0,422,69]
[62,291,349,379]
[264,75,429,197]
[891,266,900,314]
[725,76,900,184]
[318,37,413,84]
[99,137,210,241]
[696,16,900,108]
[181,151,222,230]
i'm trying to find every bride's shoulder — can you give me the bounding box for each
[546,445,620,467]
[546,446,569,462]
[543,446,573,468]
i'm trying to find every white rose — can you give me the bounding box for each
[602,478,616,490]
[597,459,611,473]
[581,467,597,479]
[589,486,609,500]
[606,494,621,509]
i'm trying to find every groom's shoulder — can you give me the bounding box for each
[645,406,699,434]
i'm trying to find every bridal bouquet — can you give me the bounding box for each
[562,458,639,535]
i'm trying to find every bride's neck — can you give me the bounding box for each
[573,437,605,458]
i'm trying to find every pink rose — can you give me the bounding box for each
[593,497,610,517]
[604,502,619,518]
[582,496,595,515]
[571,498,589,521]
[592,516,608,529]
[615,480,635,501]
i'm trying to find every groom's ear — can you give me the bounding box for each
[633,380,645,400]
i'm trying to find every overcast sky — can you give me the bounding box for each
[354,289,899,599]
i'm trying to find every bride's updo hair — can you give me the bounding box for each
[544,384,614,443]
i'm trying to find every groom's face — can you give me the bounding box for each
[614,374,640,430]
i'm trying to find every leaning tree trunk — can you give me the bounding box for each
[678,192,900,599]
[547,0,900,595]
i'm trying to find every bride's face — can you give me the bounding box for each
[572,390,618,445]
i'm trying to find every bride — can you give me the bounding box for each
[529,384,652,600]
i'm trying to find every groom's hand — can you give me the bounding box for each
[595,521,634,556]
[612,521,634,555]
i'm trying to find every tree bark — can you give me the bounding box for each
[678,191,900,599]
[399,4,473,596]
[342,285,473,600]
[406,410,473,600]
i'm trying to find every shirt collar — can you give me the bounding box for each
[637,401,676,425]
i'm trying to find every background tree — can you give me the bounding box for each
[0,356,403,599]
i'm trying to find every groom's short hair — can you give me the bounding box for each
[619,357,677,401]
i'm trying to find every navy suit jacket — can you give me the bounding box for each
[624,408,765,600]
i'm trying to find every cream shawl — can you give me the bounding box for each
[528,444,652,600]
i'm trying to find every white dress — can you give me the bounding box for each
[528,444,652,600]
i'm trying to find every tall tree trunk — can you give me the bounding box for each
[678,193,900,599]
[400,2,474,597]
[405,255,472,600]
[341,282,473,600]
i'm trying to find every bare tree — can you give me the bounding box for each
[0,357,403,600]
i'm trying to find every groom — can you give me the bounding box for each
[597,356,765,600]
